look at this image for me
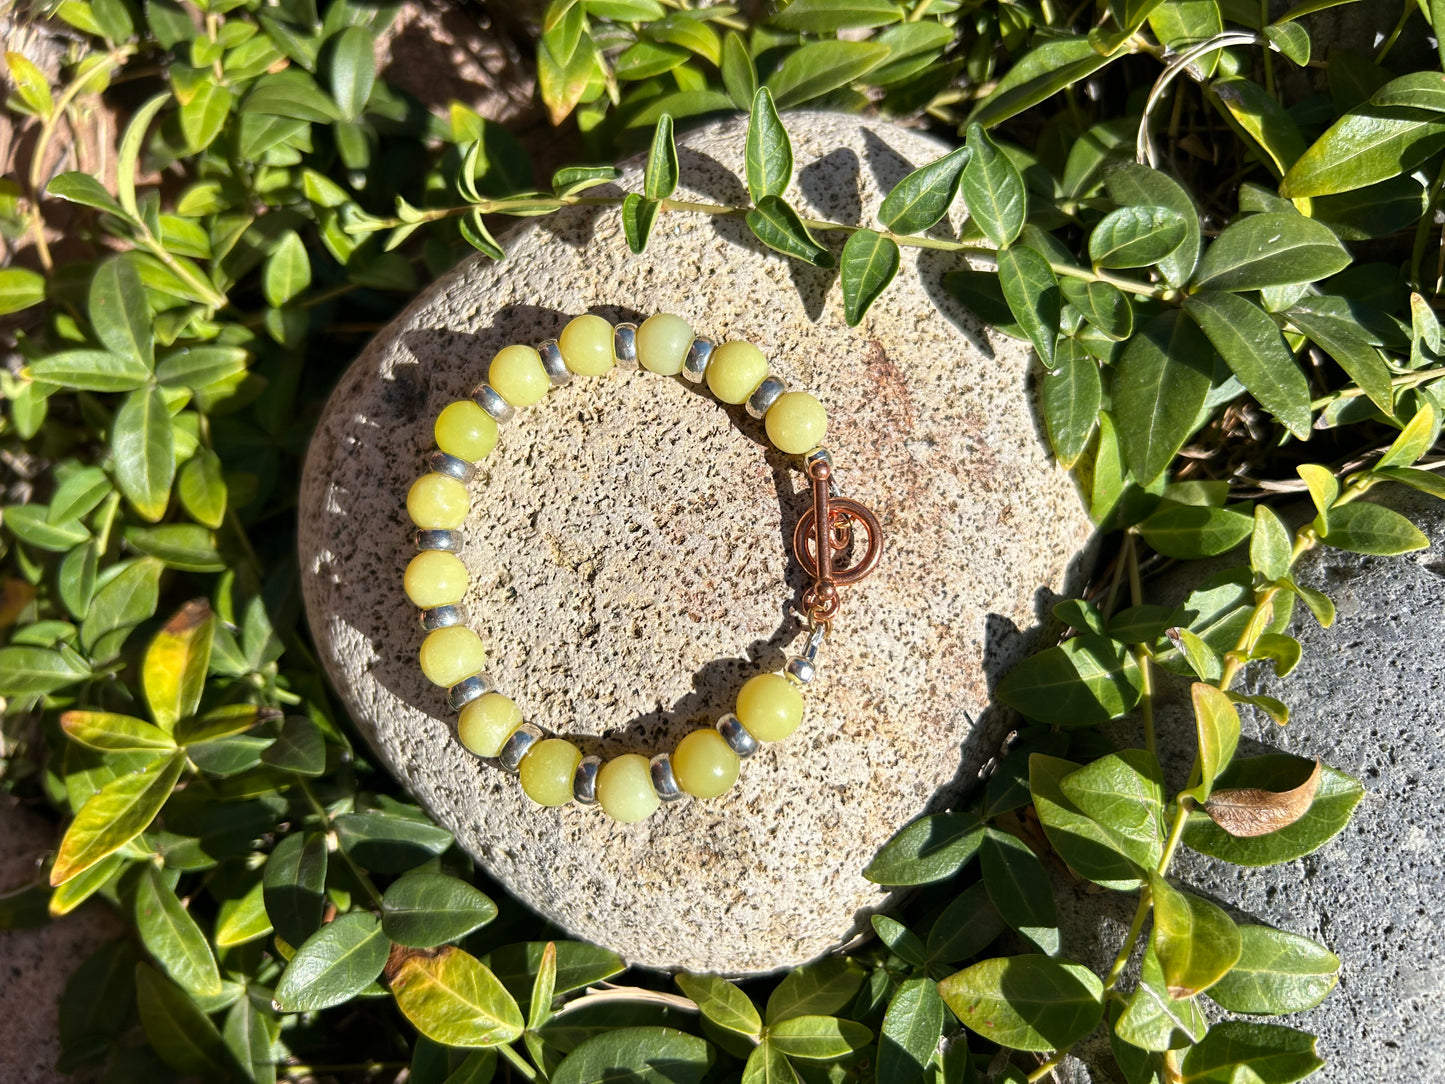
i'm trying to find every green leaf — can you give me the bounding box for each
[1321,501,1429,555]
[156,344,249,390]
[134,963,240,1079]
[621,193,661,254]
[550,165,620,198]
[1059,749,1165,872]
[742,1040,798,1084]
[112,386,175,522]
[877,976,944,1084]
[1187,682,1240,804]
[1210,76,1307,176]
[926,881,1006,964]
[1105,164,1201,287]
[719,31,757,111]
[675,973,762,1040]
[997,633,1142,727]
[242,71,340,122]
[89,256,153,368]
[1281,107,1445,198]
[1090,205,1187,269]
[980,828,1058,955]
[765,1015,871,1060]
[142,599,214,733]
[553,1026,714,1084]
[135,864,223,997]
[1111,309,1215,485]
[1193,213,1349,292]
[1177,1021,1322,1083]
[962,124,1026,249]
[1140,500,1255,559]
[643,113,678,201]
[877,145,970,235]
[382,872,498,947]
[765,957,866,1024]
[51,750,186,885]
[999,247,1062,374]
[746,87,791,205]
[839,229,900,327]
[47,171,126,216]
[1296,463,1339,519]
[746,195,834,267]
[259,715,326,775]
[329,24,376,120]
[769,0,902,31]
[334,810,454,873]
[1205,925,1339,1015]
[1184,293,1310,438]
[6,50,54,118]
[1287,310,1393,415]
[29,348,151,392]
[1374,465,1445,500]
[117,93,168,220]
[57,939,137,1067]
[1041,338,1101,468]
[1061,278,1131,340]
[61,710,176,753]
[273,910,389,1011]
[863,811,984,885]
[1376,401,1437,471]
[1031,754,1147,890]
[81,557,163,656]
[1149,871,1241,998]
[214,877,271,949]
[3,504,90,551]
[872,914,926,967]
[391,945,524,1047]
[263,831,327,948]
[1115,942,1208,1052]
[262,230,311,308]
[179,78,233,152]
[179,448,227,529]
[485,941,625,1002]
[969,35,1112,129]
[764,40,889,110]
[0,266,45,314]
[938,955,1104,1052]
[1250,505,1292,582]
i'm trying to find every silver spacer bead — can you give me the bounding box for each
[716,713,759,759]
[650,753,684,802]
[447,672,494,712]
[498,723,544,771]
[614,323,638,369]
[472,382,515,423]
[414,529,460,552]
[573,755,602,805]
[428,449,476,483]
[539,339,571,386]
[784,656,816,684]
[804,446,833,472]
[746,376,787,421]
[421,605,465,632]
[683,339,713,383]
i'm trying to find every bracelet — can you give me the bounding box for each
[401,313,883,823]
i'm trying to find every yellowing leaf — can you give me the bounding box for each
[51,750,186,885]
[143,599,215,733]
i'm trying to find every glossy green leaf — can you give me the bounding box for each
[382,872,498,947]
[552,1026,713,1083]
[621,193,661,254]
[178,448,227,529]
[334,810,453,872]
[117,93,167,220]
[134,963,240,1079]
[864,811,984,885]
[262,230,311,308]
[1206,925,1340,1015]
[391,945,524,1047]
[1031,754,1147,890]
[1194,213,1349,292]
[877,145,970,234]
[80,557,163,656]
[1090,205,1187,269]
[746,87,791,205]
[179,78,233,152]
[329,24,375,120]
[980,828,1058,955]
[47,171,126,216]
[877,975,944,1084]
[925,881,1006,964]
[765,956,866,1024]
[764,41,889,110]
[259,715,326,775]
[1112,310,1215,485]
[769,0,902,31]
[746,195,834,267]
[1141,500,1255,559]
[839,229,900,327]
[1211,76,1307,175]
[51,750,186,885]
[1188,682,1241,804]
[274,911,390,1011]
[1184,292,1310,438]
[938,954,1104,1052]
[1376,402,1437,471]
[57,938,136,1067]
[720,32,756,110]
[135,863,222,997]
[741,1040,799,1084]
[1281,107,1445,198]
[1116,941,1208,1052]
[112,386,175,522]
[675,973,761,1039]
[89,256,153,368]
[997,633,1141,727]
[0,267,45,314]
[872,914,926,967]
[765,1015,871,1059]
[262,831,327,948]
[3,504,90,551]
[1177,1021,1322,1083]
[962,124,1026,248]
[485,940,626,1002]
[29,348,152,392]
[1321,501,1429,555]
[1041,337,1101,468]
[1058,749,1166,873]
[1061,277,1132,341]
[60,710,175,753]
[6,49,54,117]
[1251,505,1292,582]
[1150,871,1241,998]
[643,113,678,201]
[1287,310,1393,415]
[997,244,1059,370]
[125,524,225,573]
[214,877,272,949]
[970,35,1112,129]
[1105,164,1201,287]
[1374,465,1445,500]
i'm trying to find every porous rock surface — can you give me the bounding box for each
[299,111,1095,974]
[1055,486,1445,1081]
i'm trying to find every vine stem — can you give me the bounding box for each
[296,778,384,909]
[499,1041,539,1081]
[1027,1049,1069,1082]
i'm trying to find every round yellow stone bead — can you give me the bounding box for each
[706,340,769,404]
[418,626,487,687]
[407,473,469,529]
[434,400,498,462]
[735,672,805,742]
[488,344,549,407]
[559,314,616,375]
[595,753,660,823]
[457,693,522,757]
[403,550,468,608]
[636,313,693,375]
[672,728,740,799]
[519,738,583,807]
[765,391,828,455]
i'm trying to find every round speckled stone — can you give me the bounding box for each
[299,111,1095,974]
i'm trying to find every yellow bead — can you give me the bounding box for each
[559,314,615,375]
[519,738,583,807]
[596,753,660,823]
[457,693,522,757]
[736,672,804,742]
[636,313,693,375]
[418,626,487,687]
[407,473,469,529]
[434,400,498,462]
[765,391,828,455]
[672,729,740,799]
[404,550,468,608]
[706,340,769,404]
[488,344,549,407]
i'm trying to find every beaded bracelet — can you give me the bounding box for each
[402,313,883,823]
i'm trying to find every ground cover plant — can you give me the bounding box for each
[2,0,1444,1081]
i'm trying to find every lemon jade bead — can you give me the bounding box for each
[559,314,616,375]
[407,473,469,529]
[418,626,487,687]
[596,753,661,823]
[404,550,468,608]
[488,344,550,406]
[457,693,522,757]
[672,728,740,799]
[636,314,693,375]
[736,672,805,742]
[434,400,498,462]
[519,738,584,807]
[706,341,769,404]
[765,391,828,455]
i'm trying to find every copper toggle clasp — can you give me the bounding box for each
[792,453,883,630]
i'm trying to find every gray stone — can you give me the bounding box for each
[298,110,1095,974]
[1052,484,1445,1081]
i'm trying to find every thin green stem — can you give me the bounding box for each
[1409,158,1445,291]
[1375,4,1414,63]
[297,779,384,909]
[1105,892,1153,990]
[1157,800,1193,872]
[499,1042,540,1082]
[1308,366,1445,411]
[1028,1049,1068,1082]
